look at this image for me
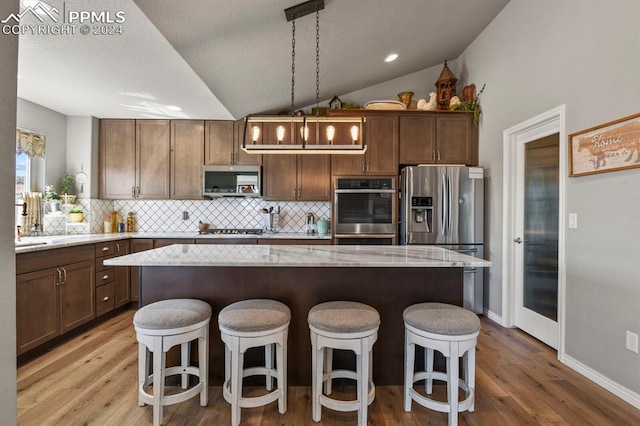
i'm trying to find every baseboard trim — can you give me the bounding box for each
[561,354,640,411]
[483,308,506,327]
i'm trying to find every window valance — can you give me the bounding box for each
[16,128,46,158]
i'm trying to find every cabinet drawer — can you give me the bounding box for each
[96,283,115,317]
[95,268,115,287]
[95,242,116,258]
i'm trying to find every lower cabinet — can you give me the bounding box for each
[16,257,95,355]
[130,239,154,303]
[114,241,131,308]
[257,239,331,245]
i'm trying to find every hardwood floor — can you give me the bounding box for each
[17,309,640,425]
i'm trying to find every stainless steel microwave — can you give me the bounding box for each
[203,165,261,197]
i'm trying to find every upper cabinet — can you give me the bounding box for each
[399,112,478,166]
[205,120,262,166]
[171,120,204,199]
[331,113,398,176]
[263,122,331,201]
[99,119,170,199]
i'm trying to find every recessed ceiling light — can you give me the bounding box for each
[166,105,182,111]
[384,53,398,63]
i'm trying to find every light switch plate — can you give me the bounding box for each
[568,213,578,229]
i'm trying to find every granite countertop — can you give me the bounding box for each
[14,231,331,254]
[104,244,492,268]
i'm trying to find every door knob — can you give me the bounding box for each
[514,237,523,244]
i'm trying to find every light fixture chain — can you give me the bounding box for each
[315,8,320,114]
[291,19,296,116]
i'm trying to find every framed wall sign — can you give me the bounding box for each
[569,112,640,177]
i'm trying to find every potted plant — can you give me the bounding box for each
[450,83,485,125]
[44,184,62,213]
[68,208,84,223]
[60,173,76,204]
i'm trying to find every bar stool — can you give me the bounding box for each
[218,299,290,426]
[308,301,380,426]
[403,302,481,426]
[133,298,212,426]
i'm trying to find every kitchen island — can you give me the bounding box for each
[105,244,490,385]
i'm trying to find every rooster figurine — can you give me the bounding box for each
[416,92,437,111]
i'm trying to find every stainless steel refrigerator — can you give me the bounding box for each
[399,165,485,313]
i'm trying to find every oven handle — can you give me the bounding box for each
[334,189,396,194]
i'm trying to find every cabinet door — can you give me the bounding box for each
[59,260,95,334]
[366,115,398,175]
[171,120,204,199]
[331,153,364,175]
[234,120,262,165]
[205,120,234,165]
[16,269,60,355]
[399,115,436,164]
[136,120,171,199]
[263,154,298,201]
[298,154,331,201]
[436,114,477,165]
[99,119,136,199]
[130,239,154,303]
[114,241,130,308]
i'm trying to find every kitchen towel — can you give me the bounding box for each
[22,192,43,235]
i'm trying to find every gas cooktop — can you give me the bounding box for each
[198,228,263,235]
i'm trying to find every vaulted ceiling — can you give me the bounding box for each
[16,0,509,120]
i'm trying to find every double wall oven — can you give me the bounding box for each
[333,177,397,245]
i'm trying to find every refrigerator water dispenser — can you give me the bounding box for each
[410,197,432,233]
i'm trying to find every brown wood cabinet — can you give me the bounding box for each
[205,120,261,166]
[195,238,258,245]
[171,120,204,199]
[263,154,331,201]
[99,119,171,199]
[399,112,478,165]
[130,239,154,303]
[16,246,95,355]
[114,241,130,308]
[331,114,398,176]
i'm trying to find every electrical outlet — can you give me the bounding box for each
[626,331,639,354]
[182,211,189,220]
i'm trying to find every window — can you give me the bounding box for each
[16,152,30,202]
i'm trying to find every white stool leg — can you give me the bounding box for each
[230,336,243,426]
[181,342,189,389]
[467,346,476,412]
[447,342,459,426]
[138,343,148,407]
[357,338,369,426]
[199,331,209,406]
[403,329,414,412]
[425,347,434,394]
[311,333,323,422]
[324,347,333,395]
[152,336,166,426]
[265,343,273,391]
[276,339,286,414]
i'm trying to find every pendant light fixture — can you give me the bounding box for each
[242,0,366,155]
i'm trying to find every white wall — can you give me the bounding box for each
[0,0,19,421]
[16,98,67,193]
[458,0,640,397]
[66,116,99,199]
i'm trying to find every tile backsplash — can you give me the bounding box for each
[64,198,330,234]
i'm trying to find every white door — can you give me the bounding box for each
[514,134,559,348]
[503,105,566,352]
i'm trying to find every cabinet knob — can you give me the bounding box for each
[102,247,109,252]
[102,296,110,302]
[102,274,109,280]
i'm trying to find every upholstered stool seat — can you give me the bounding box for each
[219,299,290,426]
[308,301,380,426]
[403,302,481,426]
[134,298,212,426]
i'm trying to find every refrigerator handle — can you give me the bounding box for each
[441,173,447,236]
[447,173,452,237]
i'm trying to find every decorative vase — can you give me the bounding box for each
[397,91,414,109]
[69,212,84,223]
[49,201,61,213]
